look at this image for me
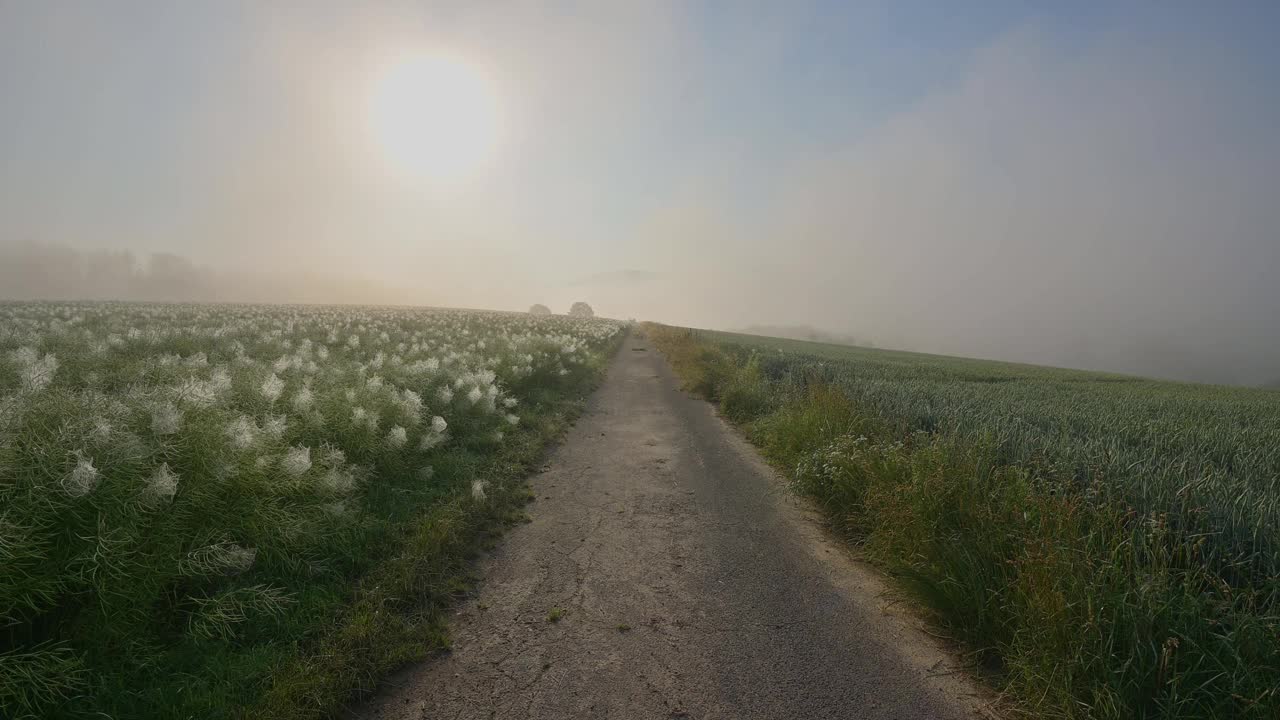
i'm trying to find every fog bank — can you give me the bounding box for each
[2,4,1278,386]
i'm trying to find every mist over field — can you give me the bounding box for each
[3,3,1278,385]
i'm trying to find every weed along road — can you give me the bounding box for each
[356,332,994,719]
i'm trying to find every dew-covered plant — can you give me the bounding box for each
[0,301,624,718]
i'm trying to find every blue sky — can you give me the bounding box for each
[2,1,1279,383]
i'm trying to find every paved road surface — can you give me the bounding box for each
[355,332,995,719]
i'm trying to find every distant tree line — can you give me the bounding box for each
[0,243,413,305]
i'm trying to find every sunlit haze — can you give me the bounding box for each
[368,52,500,182]
[2,2,1279,385]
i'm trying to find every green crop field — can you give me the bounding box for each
[648,324,1279,719]
[0,302,624,719]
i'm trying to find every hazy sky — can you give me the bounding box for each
[2,1,1278,384]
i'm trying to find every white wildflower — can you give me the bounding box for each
[151,402,184,436]
[226,415,257,450]
[505,413,520,426]
[387,425,408,448]
[291,386,314,412]
[320,467,355,494]
[18,351,58,393]
[397,389,423,424]
[502,397,518,408]
[62,454,100,497]
[260,372,284,403]
[142,463,179,506]
[466,386,483,404]
[262,414,288,439]
[471,479,488,502]
[431,415,448,434]
[436,386,454,403]
[281,446,312,476]
[209,367,232,394]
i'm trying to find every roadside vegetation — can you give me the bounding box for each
[0,302,624,719]
[643,323,1278,719]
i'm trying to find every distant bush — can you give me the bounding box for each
[567,302,594,318]
[528,304,551,315]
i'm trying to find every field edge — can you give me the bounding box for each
[245,332,628,719]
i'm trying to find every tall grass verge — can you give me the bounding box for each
[643,322,1278,719]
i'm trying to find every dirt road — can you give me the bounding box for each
[355,332,994,719]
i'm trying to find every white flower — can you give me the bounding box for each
[396,389,423,424]
[466,386,483,404]
[226,544,257,573]
[209,367,233,394]
[505,413,520,426]
[62,454,100,497]
[320,467,355,494]
[263,414,288,439]
[502,397,518,408]
[291,386,314,412]
[471,479,488,502]
[281,446,312,476]
[226,415,257,450]
[90,418,114,442]
[431,415,448,434]
[151,402,184,435]
[260,372,285,403]
[143,463,179,506]
[387,425,407,448]
[18,351,58,393]
[436,386,454,404]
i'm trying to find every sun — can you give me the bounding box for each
[369,53,500,182]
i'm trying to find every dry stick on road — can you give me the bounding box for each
[355,333,998,719]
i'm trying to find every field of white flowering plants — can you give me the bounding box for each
[0,302,625,719]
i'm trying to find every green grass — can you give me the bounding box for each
[645,323,1279,719]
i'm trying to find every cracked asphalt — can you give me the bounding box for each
[353,332,997,719]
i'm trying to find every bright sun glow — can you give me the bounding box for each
[369,53,500,182]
